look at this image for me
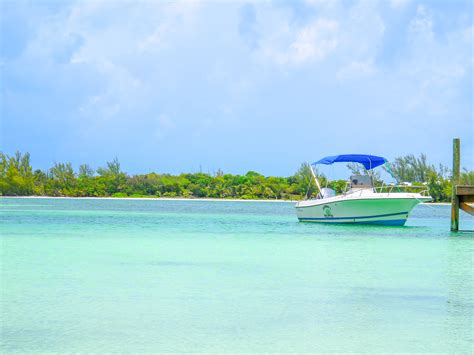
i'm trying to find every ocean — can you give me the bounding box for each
[1,197,473,353]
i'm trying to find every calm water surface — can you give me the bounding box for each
[1,198,473,353]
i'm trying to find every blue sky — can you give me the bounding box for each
[1,0,473,176]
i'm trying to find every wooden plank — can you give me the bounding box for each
[460,202,474,216]
[460,195,474,203]
[451,138,460,232]
[456,185,474,196]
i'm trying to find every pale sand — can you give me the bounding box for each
[0,196,453,205]
[0,195,294,203]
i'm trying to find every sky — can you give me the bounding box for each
[1,0,473,176]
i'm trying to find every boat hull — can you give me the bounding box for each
[296,196,425,226]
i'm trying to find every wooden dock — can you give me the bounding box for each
[451,138,474,232]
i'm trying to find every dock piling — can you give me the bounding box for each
[450,138,474,232]
[451,138,460,231]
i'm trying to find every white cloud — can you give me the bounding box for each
[25,0,203,133]
[390,0,411,9]
[337,60,376,81]
[339,1,385,60]
[78,60,142,119]
[288,19,339,64]
[385,5,473,116]
[3,0,472,172]
[408,5,434,43]
[260,17,339,66]
[304,0,337,8]
[138,24,170,52]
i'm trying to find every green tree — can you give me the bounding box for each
[0,151,34,195]
[461,169,474,185]
[291,163,319,198]
[47,162,76,196]
[33,169,48,195]
[97,158,127,195]
[385,154,436,183]
[79,164,95,178]
[1,151,470,202]
[426,171,451,202]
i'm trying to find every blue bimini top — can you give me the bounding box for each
[313,154,387,170]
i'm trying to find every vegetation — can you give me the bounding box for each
[384,154,473,202]
[1,151,472,202]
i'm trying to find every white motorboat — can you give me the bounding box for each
[295,154,432,226]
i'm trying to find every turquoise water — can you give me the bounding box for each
[1,197,473,353]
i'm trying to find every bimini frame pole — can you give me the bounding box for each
[310,164,322,196]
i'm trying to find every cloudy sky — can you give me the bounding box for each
[1,0,472,175]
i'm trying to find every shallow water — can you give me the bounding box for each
[1,198,473,353]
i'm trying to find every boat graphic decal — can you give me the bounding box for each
[323,205,333,218]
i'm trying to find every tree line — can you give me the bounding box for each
[1,151,472,202]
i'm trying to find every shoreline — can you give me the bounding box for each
[0,195,294,203]
[0,195,452,205]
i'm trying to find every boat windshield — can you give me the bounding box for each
[350,175,373,188]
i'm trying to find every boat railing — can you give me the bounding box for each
[374,184,430,196]
[311,182,430,200]
[343,187,372,196]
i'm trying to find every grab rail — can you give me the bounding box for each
[374,185,430,196]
